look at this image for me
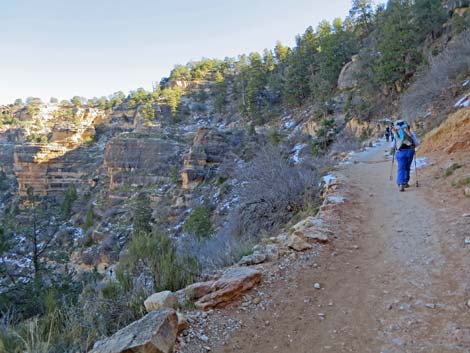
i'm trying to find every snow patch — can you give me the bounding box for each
[411,157,429,171]
[291,143,307,164]
[454,95,470,108]
[322,174,337,186]
[327,195,345,204]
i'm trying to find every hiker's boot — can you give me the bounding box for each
[399,184,405,192]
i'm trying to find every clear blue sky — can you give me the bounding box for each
[0,0,352,105]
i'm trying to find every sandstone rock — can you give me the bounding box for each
[0,143,14,172]
[238,252,267,266]
[195,267,262,309]
[181,127,230,189]
[180,281,215,301]
[291,216,331,243]
[89,308,178,353]
[14,144,86,197]
[144,291,178,312]
[464,187,470,197]
[337,55,363,90]
[264,244,280,261]
[252,244,263,252]
[104,137,182,189]
[447,0,470,15]
[177,312,189,333]
[287,234,313,251]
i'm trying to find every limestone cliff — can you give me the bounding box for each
[104,135,183,189]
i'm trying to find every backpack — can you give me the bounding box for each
[393,121,414,150]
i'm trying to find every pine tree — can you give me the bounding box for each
[244,52,267,122]
[310,18,358,113]
[373,0,421,86]
[283,26,318,106]
[349,0,374,35]
[274,41,290,64]
[141,102,155,122]
[61,184,77,219]
[413,0,446,40]
[133,192,153,236]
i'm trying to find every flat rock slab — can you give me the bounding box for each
[89,308,178,353]
[195,267,262,310]
[291,216,332,243]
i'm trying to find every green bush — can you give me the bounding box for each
[0,171,9,191]
[444,163,462,177]
[132,193,153,235]
[61,185,77,219]
[27,133,48,144]
[118,231,200,292]
[83,205,94,231]
[267,128,283,145]
[183,206,213,239]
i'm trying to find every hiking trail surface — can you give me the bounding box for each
[179,139,470,353]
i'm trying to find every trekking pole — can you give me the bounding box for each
[389,149,395,181]
[414,152,419,187]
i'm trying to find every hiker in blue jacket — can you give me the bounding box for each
[390,120,420,192]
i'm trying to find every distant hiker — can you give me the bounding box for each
[384,125,391,142]
[390,120,420,192]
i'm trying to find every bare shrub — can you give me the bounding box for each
[402,30,470,120]
[180,145,325,270]
[179,231,255,270]
[229,145,323,241]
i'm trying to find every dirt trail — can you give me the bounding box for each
[212,142,470,353]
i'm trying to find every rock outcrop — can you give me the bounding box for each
[0,143,14,173]
[14,144,92,197]
[346,117,382,139]
[104,136,182,189]
[181,127,230,189]
[195,267,262,309]
[447,0,470,15]
[338,55,363,90]
[89,308,178,353]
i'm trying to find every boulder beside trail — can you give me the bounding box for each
[89,308,178,353]
[291,216,332,243]
[238,252,267,266]
[195,267,262,310]
[287,234,313,251]
[144,290,178,312]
